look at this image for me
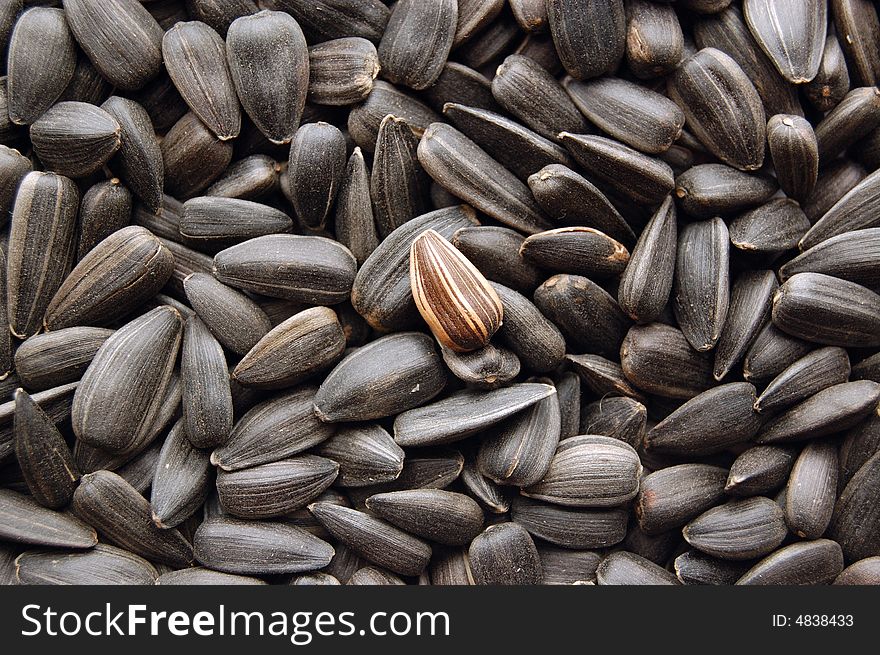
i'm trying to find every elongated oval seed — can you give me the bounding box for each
[683,497,787,560]
[469,522,542,585]
[452,227,543,294]
[378,0,456,91]
[213,234,356,304]
[366,489,484,546]
[645,383,762,456]
[834,557,880,585]
[7,171,78,338]
[161,112,234,199]
[371,115,428,239]
[194,517,334,575]
[713,270,777,381]
[72,471,193,567]
[766,114,819,201]
[520,227,629,278]
[6,7,76,126]
[63,0,164,91]
[830,450,880,562]
[334,148,379,266]
[523,435,642,508]
[756,347,851,413]
[597,551,679,585]
[308,37,378,106]
[743,0,827,84]
[0,382,79,464]
[72,306,182,454]
[217,455,339,519]
[669,47,766,170]
[394,383,556,448]
[636,464,729,535]
[314,332,447,423]
[163,21,241,140]
[511,496,627,550]
[625,0,684,79]
[743,323,813,383]
[737,539,844,585]
[226,11,308,145]
[675,163,777,219]
[180,196,292,246]
[725,445,798,497]
[14,327,113,392]
[814,86,880,162]
[785,440,838,540]
[316,424,404,488]
[805,33,850,113]
[567,353,646,402]
[801,167,880,250]
[546,0,624,80]
[149,420,212,528]
[15,543,158,586]
[181,315,233,449]
[30,100,122,176]
[309,502,431,576]
[76,180,132,262]
[45,226,175,331]
[0,488,96,549]
[440,343,520,389]
[580,397,647,448]
[491,282,566,374]
[729,199,811,253]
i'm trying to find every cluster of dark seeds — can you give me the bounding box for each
[0,0,879,587]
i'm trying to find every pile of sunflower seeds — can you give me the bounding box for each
[0,0,879,586]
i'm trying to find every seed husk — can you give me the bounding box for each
[520,227,629,279]
[0,382,79,464]
[832,0,880,86]
[567,353,646,402]
[527,164,635,245]
[371,115,428,238]
[729,199,811,254]
[346,566,406,586]
[194,516,334,575]
[159,566,265,585]
[410,229,504,353]
[617,196,676,323]
[815,86,880,162]
[523,435,641,508]
[316,424,404,488]
[378,0,456,91]
[149,420,212,528]
[683,497,787,560]
[14,327,113,392]
[130,72,188,132]
[63,0,164,91]
[478,382,560,487]
[454,0,506,48]
[418,122,552,234]
[348,80,440,153]
[181,315,233,449]
[675,163,777,219]
[76,180,133,262]
[13,389,79,510]
[115,439,162,496]
[622,520,684,567]
[490,282,566,373]
[784,440,838,539]
[713,270,777,381]
[834,557,880,585]
[766,114,819,201]
[163,21,241,140]
[469,522,542,585]
[309,501,431,576]
[354,206,478,331]
[7,171,78,338]
[461,459,509,514]
[839,410,880,488]
[213,234,356,304]
[285,122,347,231]
[621,323,714,400]
[455,7,520,70]
[781,228,880,292]
[0,146,31,228]
[534,273,630,358]
[758,381,880,444]
[183,272,272,357]
[743,0,826,84]
[756,347,851,414]
[512,496,627,550]
[452,227,542,295]
[772,272,880,347]
[394,383,556,448]
[559,133,675,206]
[0,487,96,549]
[538,547,602,585]
[801,167,880,249]
[217,455,338,520]
[736,539,843,586]
[492,54,588,142]
[212,385,334,472]
[829,450,880,562]
[332,148,378,267]
[645,383,762,456]
[625,0,684,79]
[424,62,499,114]
[674,550,750,586]
[365,489,483,547]
[29,101,121,178]
[580,397,647,448]
[290,572,341,586]
[314,332,447,423]
[441,343,520,390]
[308,37,378,106]
[546,0,624,80]
[743,323,813,382]
[206,154,279,201]
[15,543,158,586]
[596,551,679,586]
[693,5,803,117]
[726,445,798,497]
[6,7,76,126]
[636,464,729,535]
[272,0,389,44]
[805,32,851,113]
[233,307,345,391]
[101,96,164,213]
[72,471,192,567]
[226,11,308,145]
[160,112,234,199]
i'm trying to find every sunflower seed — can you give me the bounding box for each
[645,383,762,456]
[29,101,121,177]
[736,539,843,585]
[212,385,334,471]
[460,459,509,514]
[713,270,777,381]
[840,410,880,488]
[418,122,552,234]
[730,199,811,254]
[832,0,880,87]
[7,8,76,127]
[782,228,880,292]
[743,0,826,84]
[7,171,78,338]
[784,440,838,539]
[636,464,728,535]
[621,323,714,399]
[756,347,851,414]
[285,122,347,231]
[115,439,162,496]
[424,63,499,115]
[512,496,626,550]
[625,0,684,79]
[567,353,646,402]
[345,567,405,586]
[0,146,30,228]
[674,550,750,586]
[72,306,182,454]
[307,37,378,106]
[316,424,403,488]
[160,112,234,199]
[726,445,798,497]
[683,497,787,561]
[0,382,78,464]
[579,397,646,448]
[469,522,542,585]
[804,33,851,112]
[546,0,624,80]
[455,6,520,69]
[675,164,777,219]
[309,502,431,576]
[521,227,629,279]
[454,0,506,47]
[596,551,679,585]
[815,86,880,162]
[75,180,132,262]
[205,155,279,201]
[348,80,441,152]
[15,543,158,586]
[743,323,813,382]
[450,227,541,294]
[834,557,880,585]
[365,489,483,547]
[486,282,564,373]
[159,566,265,585]
[829,450,880,562]
[0,487,95,549]
[148,420,211,528]
[13,327,112,392]
[537,547,601,585]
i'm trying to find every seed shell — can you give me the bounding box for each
[160,112,234,199]
[834,557,880,585]
[76,180,133,262]
[461,459,509,514]
[756,347,851,414]
[567,354,646,402]
[737,539,844,585]
[713,270,777,381]
[830,450,880,562]
[729,199,811,254]
[371,115,428,238]
[205,154,279,201]
[348,80,440,153]
[766,114,818,201]
[636,464,729,535]
[491,282,566,373]
[308,37,379,106]
[512,496,627,550]
[520,227,629,278]
[0,382,79,464]
[158,566,265,585]
[596,551,679,586]
[625,0,684,79]
[674,550,750,586]
[0,488,96,549]
[15,544,158,586]
[743,0,827,84]
[832,0,880,87]
[378,0,456,91]
[801,167,880,249]
[451,227,542,294]
[781,228,880,292]
[683,497,787,560]
[580,397,647,448]
[725,445,798,496]
[366,489,483,547]
[804,33,851,113]
[784,440,838,539]
[149,420,212,528]
[815,86,880,162]
[316,424,404,488]
[546,0,624,80]
[743,323,813,382]
[286,122,347,231]
[468,522,542,585]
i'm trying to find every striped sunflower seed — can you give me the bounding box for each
[636,464,729,535]
[511,496,627,550]
[675,163,777,219]
[76,180,132,262]
[683,497,787,561]
[441,343,520,389]
[160,112,233,199]
[766,114,819,201]
[371,115,428,238]
[468,522,542,585]
[13,327,113,392]
[743,0,827,83]
[546,0,624,80]
[625,0,684,79]
[784,440,838,540]
[596,551,679,586]
[366,489,484,547]
[334,148,379,267]
[830,450,880,562]
[520,227,629,278]
[15,544,158,586]
[205,154,280,201]
[150,419,213,528]
[725,445,798,497]
[271,0,389,44]
[491,282,566,373]
[730,199,811,254]
[755,347,851,413]
[181,315,233,449]
[736,539,844,586]
[804,33,850,113]
[0,488,96,549]
[308,37,379,106]
[316,424,403,488]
